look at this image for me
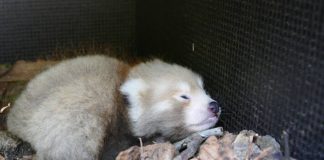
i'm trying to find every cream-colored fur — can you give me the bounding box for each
[7,55,220,160]
[121,59,220,140]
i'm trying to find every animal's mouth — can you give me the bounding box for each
[187,108,221,131]
[195,107,221,126]
[187,115,218,129]
[197,116,218,126]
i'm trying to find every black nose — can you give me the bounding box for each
[208,101,219,114]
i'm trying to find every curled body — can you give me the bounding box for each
[6,55,221,160]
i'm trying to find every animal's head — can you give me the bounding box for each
[120,59,221,141]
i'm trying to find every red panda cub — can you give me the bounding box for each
[7,55,221,160]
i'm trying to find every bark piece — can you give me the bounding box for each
[116,146,140,160]
[233,130,261,160]
[116,143,176,160]
[173,127,224,160]
[191,133,237,160]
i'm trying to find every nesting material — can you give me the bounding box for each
[0,127,287,160]
[117,128,285,160]
[194,130,283,160]
[116,143,176,160]
[0,131,34,160]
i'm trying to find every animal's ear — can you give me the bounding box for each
[120,78,148,124]
[120,78,147,96]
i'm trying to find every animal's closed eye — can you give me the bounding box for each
[180,95,190,100]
